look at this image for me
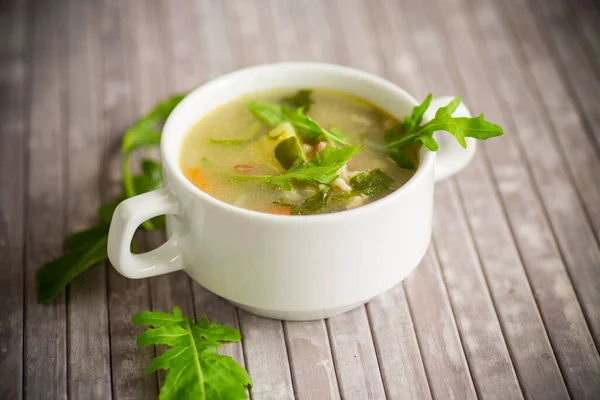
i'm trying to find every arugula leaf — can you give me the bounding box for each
[269,145,364,190]
[384,94,503,169]
[123,93,188,229]
[246,101,351,147]
[349,169,394,197]
[291,186,332,215]
[133,306,252,400]
[282,89,314,111]
[37,225,109,304]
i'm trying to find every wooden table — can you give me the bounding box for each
[2,0,600,399]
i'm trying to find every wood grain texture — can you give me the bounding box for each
[100,0,158,398]
[0,0,27,398]
[24,1,68,399]
[64,0,112,398]
[239,311,295,400]
[460,1,600,397]
[391,1,525,398]
[500,0,600,242]
[428,0,597,398]
[3,0,600,398]
[528,0,600,149]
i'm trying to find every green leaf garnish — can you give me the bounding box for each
[349,169,394,197]
[270,145,364,190]
[383,94,503,169]
[291,186,332,215]
[246,101,351,147]
[133,306,252,400]
[282,89,314,111]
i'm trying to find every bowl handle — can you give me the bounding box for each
[426,96,477,182]
[107,187,183,279]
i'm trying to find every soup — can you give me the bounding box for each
[179,89,419,215]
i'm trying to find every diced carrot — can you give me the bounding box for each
[234,164,255,173]
[267,205,292,215]
[187,168,208,189]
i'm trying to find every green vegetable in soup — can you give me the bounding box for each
[269,144,364,190]
[282,89,314,111]
[291,186,332,215]
[384,94,503,169]
[133,306,252,399]
[349,169,394,197]
[246,99,351,147]
[275,136,306,169]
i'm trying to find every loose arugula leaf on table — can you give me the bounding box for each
[133,306,252,400]
[282,89,314,111]
[383,94,503,169]
[291,186,332,215]
[246,101,351,147]
[36,93,187,304]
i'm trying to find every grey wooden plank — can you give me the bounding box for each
[389,0,571,397]
[200,0,237,80]
[326,308,387,400]
[526,0,600,150]
[0,0,27,398]
[403,250,478,399]
[497,0,600,347]
[100,0,157,398]
[284,321,340,400]
[499,0,600,241]
[464,0,600,396]
[265,2,341,399]
[366,291,432,400]
[569,0,600,80]
[64,0,112,397]
[430,0,600,397]
[294,0,338,64]
[239,311,295,400]
[24,0,68,399]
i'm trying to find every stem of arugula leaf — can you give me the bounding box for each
[386,121,447,150]
[122,152,155,231]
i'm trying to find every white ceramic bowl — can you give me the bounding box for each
[107,63,475,320]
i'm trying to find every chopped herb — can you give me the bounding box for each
[383,94,503,169]
[282,89,314,111]
[291,186,332,215]
[349,169,394,197]
[133,306,252,400]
